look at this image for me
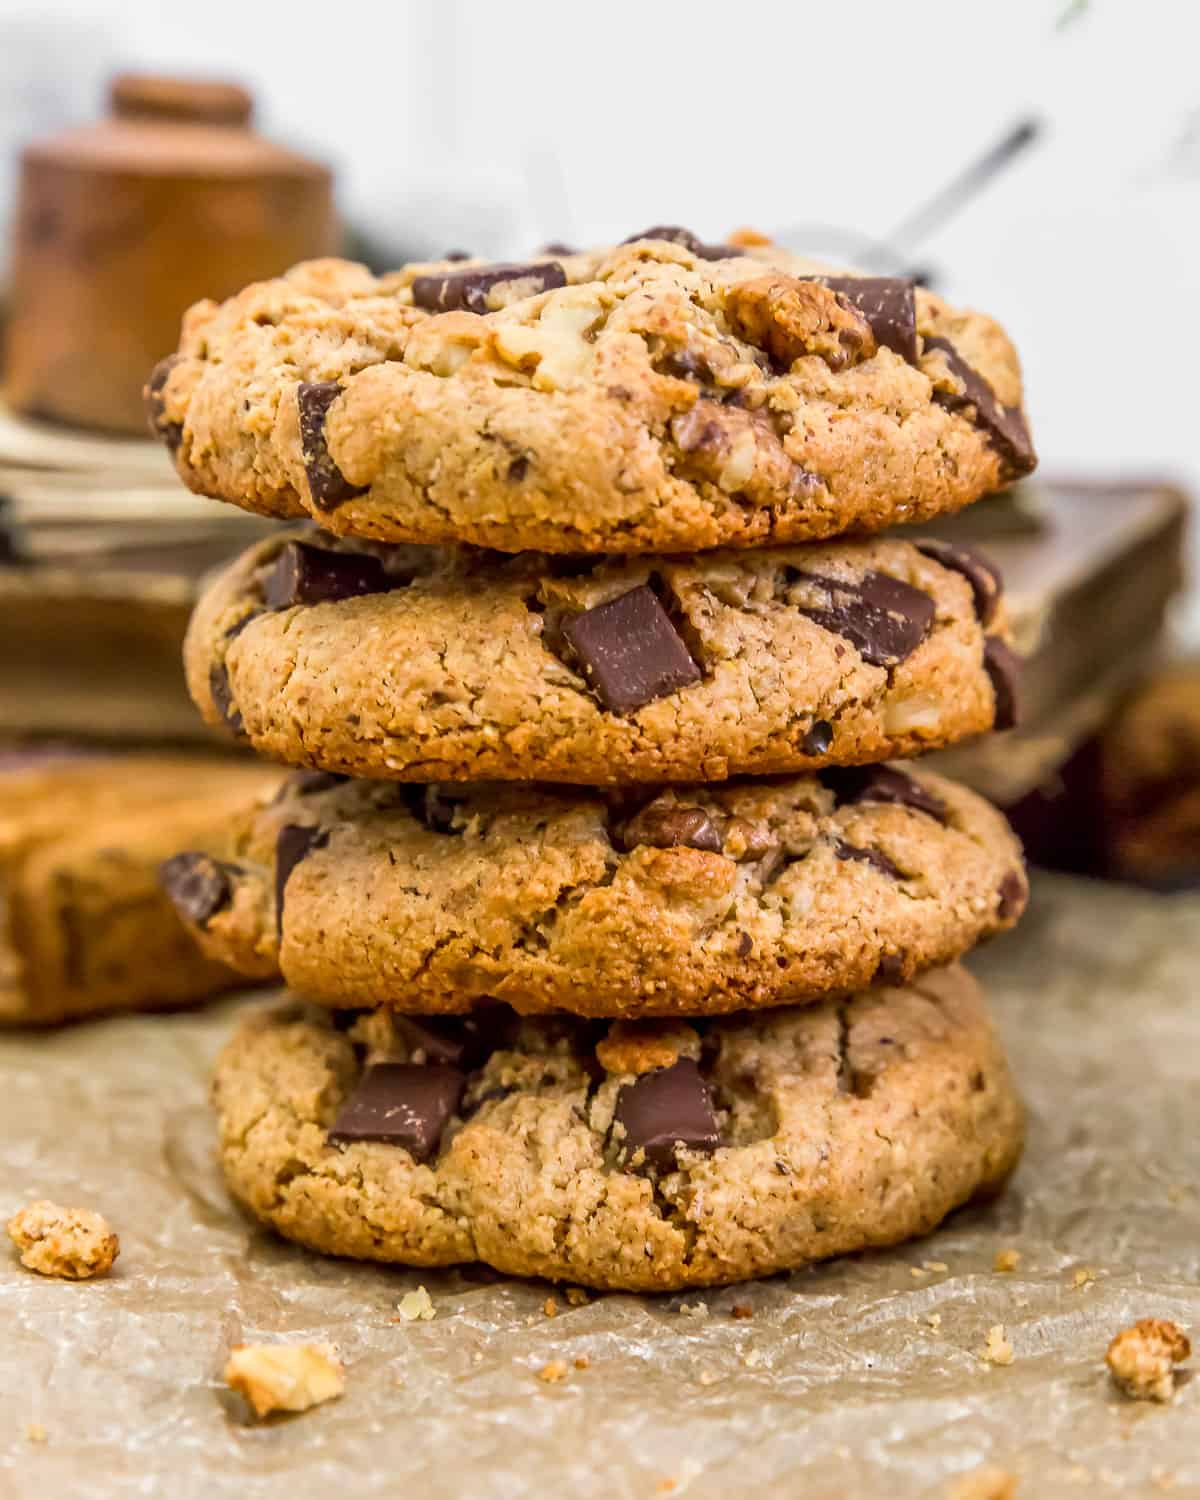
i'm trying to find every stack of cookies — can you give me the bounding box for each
[153,228,1034,1291]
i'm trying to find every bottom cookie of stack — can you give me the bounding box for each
[214,965,1023,1292]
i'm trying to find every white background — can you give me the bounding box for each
[2,0,1198,626]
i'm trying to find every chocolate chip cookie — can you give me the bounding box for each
[164,766,1026,1016]
[148,230,1034,554]
[212,964,1024,1291]
[185,529,1016,785]
[0,751,281,1023]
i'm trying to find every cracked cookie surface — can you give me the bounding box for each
[213,965,1024,1291]
[165,765,1026,1016]
[149,232,1034,554]
[185,529,1013,785]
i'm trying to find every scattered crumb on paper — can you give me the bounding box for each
[981,1325,1014,1366]
[1106,1318,1191,1403]
[947,1465,1018,1499]
[396,1286,436,1322]
[224,1342,344,1418]
[994,1248,1022,1273]
[7,1200,118,1280]
[536,1360,569,1384]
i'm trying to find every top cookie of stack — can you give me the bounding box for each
[146,226,1034,555]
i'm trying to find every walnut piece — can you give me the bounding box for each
[1106,1318,1191,1403]
[596,1020,700,1076]
[724,274,875,371]
[224,1342,345,1418]
[7,1200,119,1280]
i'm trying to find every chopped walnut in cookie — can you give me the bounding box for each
[7,1200,119,1280]
[224,1342,345,1418]
[724,275,875,371]
[1106,1318,1191,1403]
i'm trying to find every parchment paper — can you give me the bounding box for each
[1,874,1198,1499]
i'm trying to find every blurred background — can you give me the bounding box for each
[0,0,1197,916]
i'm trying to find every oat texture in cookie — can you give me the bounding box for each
[164,765,1028,1016]
[185,529,1017,785]
[148,231,1034,553]
[212,965,1024,1292]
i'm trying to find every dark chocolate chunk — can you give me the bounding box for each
[915,538,1003,627]
[402,785,467,834]
[802,720,833,757]
[736,931,754,958]
[208,662,243,734]
[621,226,734,261]
[328,1063,465,1161]
[144,353,183,450]
[984,636,1022,730]
[540,241,577,255]
[820,765,947,824]
[618,803,723,854]
[613,1059,721,1170]
[874,952,907,984]
[996,868,1027,921]
[818,277,918,363]
[275,824,329,935]
[263,541,396,610]
[394,1016,470,1068]
[297,381,369,511]
[833,839,903,879]
[793,570,935,668]
[562,585,701,714]
[409,261,566,314]
[443,249,472,261]
[924,335,1036,480]
[159,851,238,928]
[278,769,349,800]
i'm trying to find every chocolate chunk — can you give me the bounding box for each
[914,538,1003,627]
[819,277,918,363]
[394,1016,469,1068]
[409,261,566,314]
[622,226,734,261]
[820,765,947,824]
[540,241,577,255]
[984,637,1022,730]
[874,952,907,984]
[736,931,754,958]
[924,336,1036,480]
[833,839,903,879]
[619,803,723,854]
[297,381,369,511]
[562,585,701,714]
[275,824,329,935]
[443,249,472,261]
[263,541,395,609]
[208,662,243,734]
[802,720,833,757]
[144,353,183,450]
[278,769,349,800]
[159,851,237,927]
[793,570,935,667]
[402,785,467,834]
[613,1059,721,1169]
[996,868,1027,920]
[329,1063,465,1161]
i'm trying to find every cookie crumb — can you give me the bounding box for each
[924,1260,950,1273]
[743,1349,763,1369]
[223,1342,344,1418]
[1106,1318,1191,1403]
[1071,1266,1096,1290]
[573,1355,590,1371]
[981,1325,1014,1366]
[564,1287,589,1307]
[7,1200,118,1280]
[994,1248,1021,1273]
[25,1424,46,1445]
[536,1360,569,1384]
[947,1465,1017,1500]
[927,1313,943,1330]
[679,1300,708,1318]
[731,1301,753,1320]
[543,1296,558,1318]
[396,1285,436,1321]
[910,1266,928,1279]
